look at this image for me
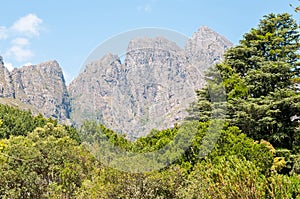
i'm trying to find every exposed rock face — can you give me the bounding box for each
[185,26,232,71]
[69,26,233,138]
[0,56,14,98]
[0,57,71,123]
[11,61,71,122]
[69,53,123,127]
[0,26,232,137]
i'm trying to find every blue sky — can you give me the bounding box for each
[0,0,299,83]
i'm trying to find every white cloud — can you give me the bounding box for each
[0,26,8,40]
[11,13,43,36]
[6,45,34,62]
[4,62,14,72]
[5,37,33,62]
[1,14,43,64]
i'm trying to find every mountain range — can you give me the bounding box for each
[0,26,232,138]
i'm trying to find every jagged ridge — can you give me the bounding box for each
[0,26,232,137]
[0,58,71,123]
[69,26,232,138]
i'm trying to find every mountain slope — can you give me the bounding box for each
[69,26,232,138]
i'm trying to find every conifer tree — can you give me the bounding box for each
[190,13,300,149]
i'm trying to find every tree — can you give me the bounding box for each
[182,156,267,199]
[0,123,96,198]
[190,13,300,149]
[0,104,81,143]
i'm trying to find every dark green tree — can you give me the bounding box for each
[0,104,80,143]
[190,13,300,150]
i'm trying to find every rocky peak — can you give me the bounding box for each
[185,26,233,71]
[1,26,232,138]
[11,60,70,122]
[124,37,184,67]
[84,53,120,73]
[187,26,232,50]
[69,29,230,138]
[69,53,123,128]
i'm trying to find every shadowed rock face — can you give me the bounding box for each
[69,26,232,138]
[0,56,14,98]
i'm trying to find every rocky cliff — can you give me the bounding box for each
[12,60,71,122]
[69,26,232,138]
[0,58,71,123]
[185,26,232,71]
[0,26,232,137]
[0,56,14,98]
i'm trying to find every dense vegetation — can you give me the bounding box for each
[0,13,299,198]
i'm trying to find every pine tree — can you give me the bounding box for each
[190,13,300,149]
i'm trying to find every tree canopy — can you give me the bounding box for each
[190,13,300,150]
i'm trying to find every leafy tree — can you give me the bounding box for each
[0,123,96,198]
[182,156,267,199]
[77,165,187,199]
[0,104,80,143]
[0,104,46,138]
[190,13,300,149]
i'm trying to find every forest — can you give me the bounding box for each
[0,13,299,198]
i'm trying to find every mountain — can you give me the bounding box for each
[186,26,232,71]
[0,58,71,123]
[0,26,232,138]
[69,26,232,138]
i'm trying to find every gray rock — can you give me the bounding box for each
[11,60,71,122]
[0,59,71,123]
[69,26,233,138]
[186,26,232,71]
[0,56,14,98]
[0,26,233,137]
[69,53,123,127]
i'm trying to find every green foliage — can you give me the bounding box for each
[0,104,80,143]
[290,153,300,176]
[266,174,300,199]
[210,127,274,174]
[226,13,300,149]
[190,13,300,150]
[0,123,96,198]
[182,156,300,199]
[182,156,267,199]
[0,104,47,139]
[271,157,287,173]
[77,165,187,199]
[133,127,178,152]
